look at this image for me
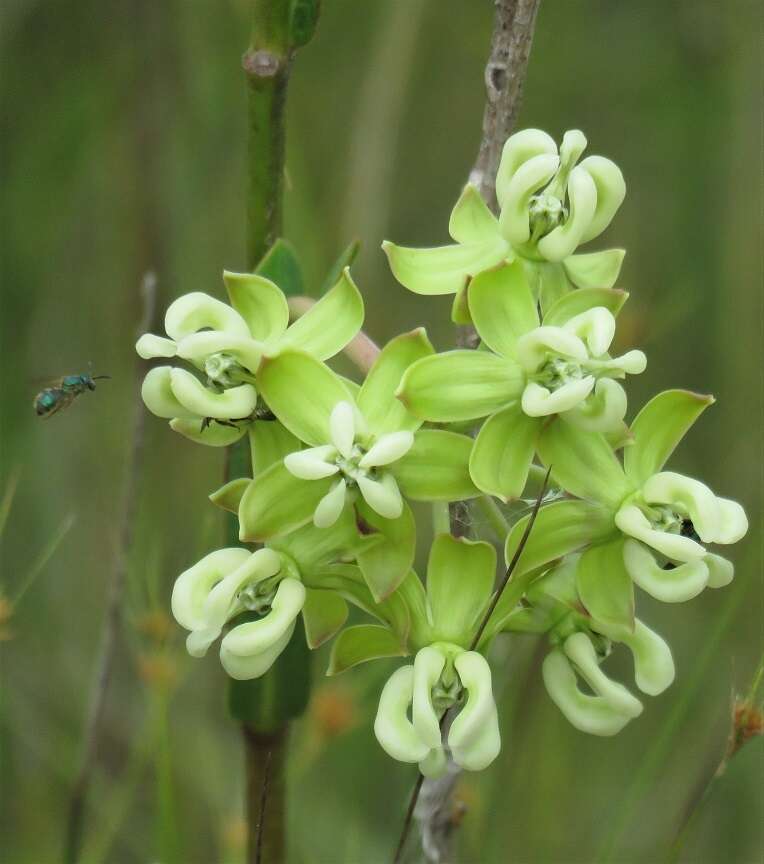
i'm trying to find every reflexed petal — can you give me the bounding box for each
[136,333,177,359]
[558,129,587,169]
[284,445,339,480]
[412,647,446,749]
[575,539,634,638]
[562,379,627,433]
[329,401,356,458]
[578,155,626,243]
[257,351,352,446]
[641,472,719,543]
[515,326,588,372]
[619,620,675,696]
[223,271,289,342]
[328,624,407,675]
[562,307,616,356]
[608,349,647,375]
[542,650,635,736]
[220,621,295,680]
[355,501,417,601]
[250,420,301,476]
[382,238,509,296]
[357,473,403,520]
[279,268,364,360]
[615,503,706,562]
[469,404,538,500]
[171,548,251,633]
[170,417,247,447]
[165,292,250,341]
[562,249,626,291]
[623,539,709,603]
[419,747,448,779]
[301,589,349,649]
[495,128,558,209]
[537,166,597,261]
[209,477,250,514]
[141,366,197,420]
[448,184,501,243]
[360,431,414,468]
[374,666,430,762]
[397,350,524,423]
[624,390,715,486]
[522,377,596,417]
[524,260,572,312]
[467,261,539,359]
[391,429,478,502]
[715,498,748,544]
[563,632,643,717]
[170,368,257,421]
[499,153,561,245]
[175,331,262,373]
[426,535,494,643]
[314,478,348,528]
[705,553,734,588]
[449,652,501,771]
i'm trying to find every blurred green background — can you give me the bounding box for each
[1,1,761,862]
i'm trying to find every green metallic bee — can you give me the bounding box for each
[34,374,110,418]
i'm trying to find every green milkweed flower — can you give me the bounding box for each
[397,261,645,500]
[383,129,626,322]
[136,268,363,445]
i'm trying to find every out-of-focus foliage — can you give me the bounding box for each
[0,1,760,862]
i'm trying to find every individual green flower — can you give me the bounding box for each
[370,535,501,776]
[383,129,626,322]
[397,262,645,500]
[238,335,479,598]
[136,268,363,445]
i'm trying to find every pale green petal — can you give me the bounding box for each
[391,429,478,502]
[257,351,352,446]
[141,366,197,420]
[360,431,414,468]
[373,666,430,762]
[705,553,734,588]
[170,417,247,447]
[209,477,251,514]
[523,260,572,312]
[537,420,633,508]
[467,262,539,359]
[329,401,356,458]
[562,306,615,356]
[641,472,720,543]
[357,473,403,521]
[314,478,349,528]
[538,166,597,262]
[499,153,561,245]
[397,350,524,423]
[419,747,448,779]
[250,420,300,476]
[715,497,748,544]
[165,292,250,341]
[284,445,339,480]
[469,404,538,501]
[175,331,263,373]
[619,620,675,696]
[427,534,494,643]
[522,377,595,417]
[542,650,635,736]
[382,238,509,296]
[451,704,501,772]
[564,632,643,717]
[562,379,627,433]
[223,271,289,342]
[559,129,587,169]
[449,652,501,771]
[238,461,334,541]
[329,624,406,676]
[578,155,626,243]
[136,333,177,359]
[301,589,349,649]
[357,328,434,436]
[607,350,646,375]
[495,128,558,209]
[171,547,250,632]
[575,538,634,638]
[448,184,501,243]
[623,539,709,602]
[515,326,588,372]
[562,250,625,290]
[623,390,715,487]
[170,368,256,421]
[412,647,445,749]
[221,620,296,680]
[355,500,416,601]
[614,503,706,562]
[279,267,364,360]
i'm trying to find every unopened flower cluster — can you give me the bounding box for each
[137,129,748,777]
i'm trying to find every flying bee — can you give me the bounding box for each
[34,374,110,418]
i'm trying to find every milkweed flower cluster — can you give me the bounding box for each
[137,128,747,777]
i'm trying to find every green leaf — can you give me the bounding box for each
[448,184,500,243]
[238,462,333,542]
[467,261,538,359]
[255,237,304,297]
[223,271,290,342]
[279,267,364,361]
[257,351,352,446]
[542,287,629,326]
[357,328,433,436]
[169,417,247,447]
[537,419,633,509]
[563,249,625,290]
[327,624,406,675]
[250,420,300,476]
[469,404,539,501]
[289,0,320,48]
[624,389,715,487]
[504,499,617,577]
[321,239,360,295]
[576,538,635,637]
[355,499,416,601]
[426,534,495,644]
[397,350,524,423]
[391,430,478,501]
[382,237,508,296]
[273,507,371,572]
[302,589,348,649]
[210,477,250,514]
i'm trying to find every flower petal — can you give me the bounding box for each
[223,271,289,342]
[357,473,403,521]
[355,500,416,601]
[391,429,478,502]
[449,652,501,771]
[141,366,197,420]
[537,165,597,262]
[301,589,349,649]
[250,420,301,476]
[578,155,626,244]
[314,478,348,528]
[705,553,734,588]
[715,498,748,544]
[170,417,247,447]
[575,538,634,638]
[562,249,626,291]
[495,128,558,208]
[165,292,250,341]
[284,445,339,480]
[499,153,561,245]
[397,350,524,423]
[221,620,296,680]
[171,548,251,633]
[170,368,257,420]
[175,331,262,373]
[619,620,675,696]
[614,503,706,562]
[374,666,430,762]
[515,326,588,372]
[360,431,414,468]
[641,472,720,543]
[329,624,407,675]
[562,378,627,433]
[412,647,446,749]
[136,333,177,359]
[522,377,596,417]
[449,184,501,243]
[562,306,616,356]
[329,401,356,458]
[469,404,539,501]
[623,539,709,603]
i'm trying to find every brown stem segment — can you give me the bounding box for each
[244,728,287,864]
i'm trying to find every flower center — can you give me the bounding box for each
[205,352,254,389]
[529,193,567,242]
[535,356,586,391]
[238,574,281,615]
[335,444,372,487]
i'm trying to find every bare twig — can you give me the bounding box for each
[63,272,157,864]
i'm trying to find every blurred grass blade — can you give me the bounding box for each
[11,513,76,607]
[0,466,22,539]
